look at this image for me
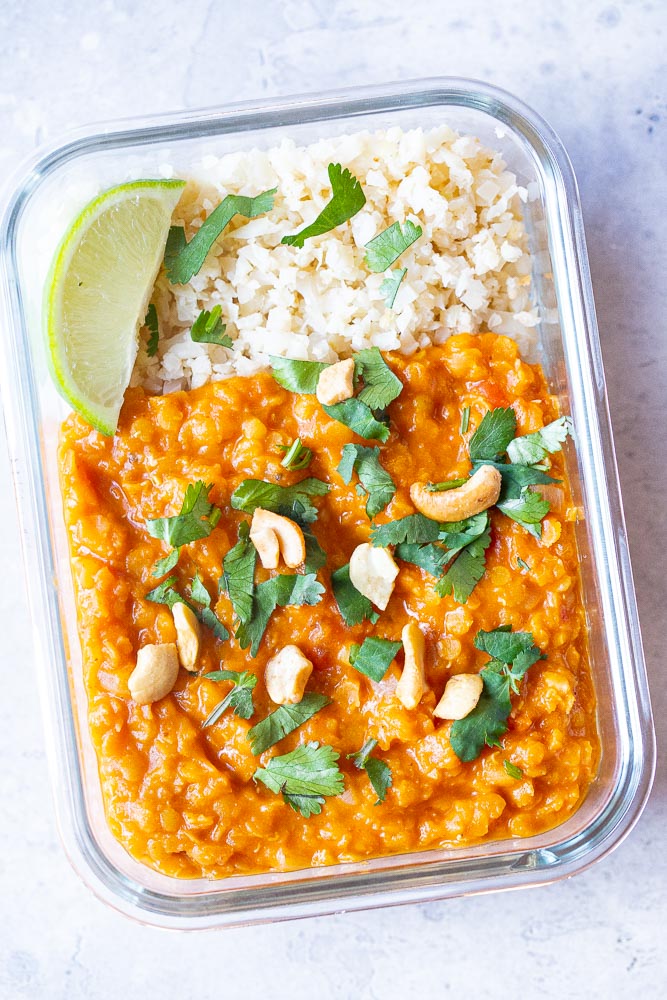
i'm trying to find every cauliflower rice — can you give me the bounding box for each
[132,125,538,394]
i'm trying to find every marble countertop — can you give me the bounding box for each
[1,1,665,997]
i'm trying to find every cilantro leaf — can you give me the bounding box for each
[504,760,523,780]
[152,547,180,577]
[190,305,232,347]
[236,573,325,656]
[370,513,440,547]
[189,570,211,606]
[146,481,221,549]
[394,541,450,576]
[338,444,396,518]
[145,303,159,357]
[281,163,365,248]
[506,416,574,466]
[247,693,331,755]
[425,478,468,492]
[269,357,327,394]
[475,460,559,501]
[353,348,403,410]
[468,408,517,463]
[380,267,406,309]
[436,518,492,603]
[202,669,257,725]
[438,512,490,556]
[280,438,312,471]
[165,188,277,284]
[349,637,402,682]
[460,406,470,435]
[331,563,379,627]
[146,573,229,641]
[449,627,543,761]
[364,220,422,272]
[302,528,327,575]
[219,522,256,625]
[473,628,542,675]
[348,738,392,805]
[253,741,344,817]
[230,478,329,526]
[497,488,550,538]
[323,398,390,443]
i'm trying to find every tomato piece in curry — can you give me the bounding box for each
[58,334,599,879]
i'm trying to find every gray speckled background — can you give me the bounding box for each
[1,1,665,997]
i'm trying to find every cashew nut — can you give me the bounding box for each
[128,643,179,704]
[410,464,502,522]
[250,508,305,569]
[349,542,399,610]
[395,621,426,709]
[434,673,484,720]
[265,644,314,704]
[316,358,355,406]
[172,602,200,672]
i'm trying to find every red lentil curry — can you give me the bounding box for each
[58,333,598,879]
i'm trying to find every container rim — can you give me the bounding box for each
[0,76,655,929]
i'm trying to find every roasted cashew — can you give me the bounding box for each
[395,621,426,709]
[172,602,200,672]
[434,673,483,720]
[316,358,355,406]
[349,542,399,610]
[265,644,314,704]
[250,508,306,569]
[128,643,179,704]
[410,464,501,522]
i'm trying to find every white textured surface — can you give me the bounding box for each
[1,1,665,997]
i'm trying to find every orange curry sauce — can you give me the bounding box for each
[58,334,599,878]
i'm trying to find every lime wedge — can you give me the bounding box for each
[44,179,185,435]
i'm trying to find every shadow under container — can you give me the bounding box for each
[0,78,655,928]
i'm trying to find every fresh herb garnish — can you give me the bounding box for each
[202,669,257,725]
[146,572,229,641]
[219,522,257,626]
[424,478,468,492]
[449,627,544,762]
[247,692,331,755]
[394,541,450,576]
[322,398,390,443]
[348,738,392,804]
[165,188,277,284]
[468,407,517,463]
[280,437,313,471]
[517,556,530,573]
[145,303,160,357]
[331,563,379,627]
[269,357,327,394]
[337,444,396,518]
[302,528,327,575]
[236,573,325,656]
[380,267,406,309]
[497,489,551,539]
[152,547,180,577]
[146,481,221,548]
[364,220,422,272]
[349,637,402,683]
[330,563,379,627]
[504,759,523,780]
[506,416,573,466]
[190,305,233,347]
[353,348,403,410]
[460,406,470,435]
[281,164,365,248]
[435,517,492,603]
[370,513,440,547]
[230,478,329,526]
[253,741,344,817]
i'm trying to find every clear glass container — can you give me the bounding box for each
[0,78,655,929]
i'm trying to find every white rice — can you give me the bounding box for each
[132,125,538,394]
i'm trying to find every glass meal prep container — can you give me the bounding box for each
[0,78,655,929]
